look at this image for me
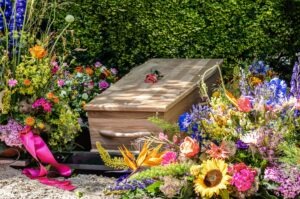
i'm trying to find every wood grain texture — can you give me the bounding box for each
[86,59,223,150]
[85,59,222,112]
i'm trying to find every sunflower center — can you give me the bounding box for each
[204,169,223,187]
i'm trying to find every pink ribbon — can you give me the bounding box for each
[20,127,76,191]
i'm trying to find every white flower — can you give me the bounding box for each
[240,131,260,145]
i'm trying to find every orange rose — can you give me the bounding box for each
[29,45,47,59]
[85,67,94,76]
[23,79,31,86]
[25,117,35,126]
[180,136,200,158]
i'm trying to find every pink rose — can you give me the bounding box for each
[180,136,200,158]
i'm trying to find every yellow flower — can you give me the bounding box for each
[249,76,262,86]
[190,165,202,176]
[37,122,45,130]
[25,117,35,126]
[193,159,231,198]
[29,45,47,59]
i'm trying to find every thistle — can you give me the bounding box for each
[96,141,128,170]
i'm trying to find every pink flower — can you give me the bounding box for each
[99,80,110,89]
[8,79,18,87]
[42,103,52,112]
[162,151,177,165]
[180,136,200,158]
[57,79,65,87]
[158,132,168,141]
[237,96,252,112]
[206,141,230,159]
[32,98,52,113]
[229,163,257,192]
[51,65,59,74]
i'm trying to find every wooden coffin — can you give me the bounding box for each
[85,59,223,152]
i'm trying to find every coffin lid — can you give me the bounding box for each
[85,59,223,112]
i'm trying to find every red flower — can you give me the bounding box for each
[237,97,252,112]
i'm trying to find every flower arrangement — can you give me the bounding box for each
[0,0,83,152]
[99,60,300,198]
[57,61,118,120]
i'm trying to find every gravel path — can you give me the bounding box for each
[0,165,119,199]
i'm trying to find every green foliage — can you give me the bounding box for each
[130,163,191,180]
[148,116,179,135]
[278,142,300,166]
[53,0,299,76]
[96,141,128,170]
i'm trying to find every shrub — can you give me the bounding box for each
[54,0,299,76]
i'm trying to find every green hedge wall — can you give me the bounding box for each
[55,0,300,76]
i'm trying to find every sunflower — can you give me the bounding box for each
[191,159,231,198]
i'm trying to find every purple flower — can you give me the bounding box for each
[110,68,118,75]
[236,140,249,149]
[8,78,17,87]
[57,79,65,87]
[99,80,109,89]
[95,61,102,68]
[0,119,23,147]
[264,164,300,198]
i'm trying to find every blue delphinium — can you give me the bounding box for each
[178,104,211,142]
[249,60,270,75]
[0,0,13,31]
[290,61,300,99]
[266,77,287,106]
[9,0,27,31]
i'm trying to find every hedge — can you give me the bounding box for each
[54,0,300,77]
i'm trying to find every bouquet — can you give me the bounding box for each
[0,0,80,153]
[99,60,300,199]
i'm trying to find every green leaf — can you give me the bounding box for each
[220,189,229,199]
[146,181,162,194]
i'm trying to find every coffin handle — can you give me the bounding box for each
[99,130,152,138]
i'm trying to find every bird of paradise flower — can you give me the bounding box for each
[119,142,165,172]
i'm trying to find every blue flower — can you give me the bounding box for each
[266,78,287,106]
[249,61,270,75]
[178,112,191,132]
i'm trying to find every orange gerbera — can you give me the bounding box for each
[206,142,230,159]
[25,117,35,126]
[85,67,94,76]
[23,79,31,86]
[29,45,47,59]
